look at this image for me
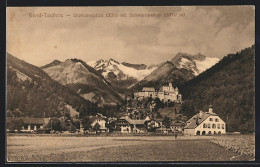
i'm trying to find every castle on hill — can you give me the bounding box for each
[134,83,182,103]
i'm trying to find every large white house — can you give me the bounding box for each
[184,105,226,136]
[89,116,108,132]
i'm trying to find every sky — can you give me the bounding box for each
[7,6,255,67]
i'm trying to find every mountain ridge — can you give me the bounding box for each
[42,58,123,105]
[130,53,219,91]
[179,45,255,132]
[7,53,96,118]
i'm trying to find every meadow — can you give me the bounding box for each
[6,134,255,162]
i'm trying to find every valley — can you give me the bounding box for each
[6,45,255,136]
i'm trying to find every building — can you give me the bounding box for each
[115,116,146,133]
[170,121,186,133]
[134,87,157,99]
[155,125,172,134]
[158,83,182,103]
[184,105,226,136]
[6,117,49,132]
[134,83,182,103]
[89,116,108,132]
[145,118,163,132]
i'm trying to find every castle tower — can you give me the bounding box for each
[208,104,213,114]
[169,82,173,88]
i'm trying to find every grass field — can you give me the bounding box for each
[6,134,254,162]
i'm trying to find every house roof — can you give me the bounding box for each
[6,117,49,125]
[170,122,186,126]
[184,112,218,129]
[142,87,155,92]
[145,118,162,123]
[119,117,145,125]
[108,117,117,122]
[89,116,105,123]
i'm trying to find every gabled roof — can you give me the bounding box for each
[170,122,186,126]
[184,112,218,129]
[119,117,145,125]
[145,118,163,123]
[89,116,105,123]
[142,87,155,92]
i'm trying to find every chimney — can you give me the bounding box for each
[208,104,213,114]
[169,82,173,88]
[199,110,204,117]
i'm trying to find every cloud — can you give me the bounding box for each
[7,6,255,66]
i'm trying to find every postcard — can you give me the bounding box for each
[6,6,255,162]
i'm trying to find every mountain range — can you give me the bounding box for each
[40,52,219,103]
[6,45,255,132]
[87,53,219,92]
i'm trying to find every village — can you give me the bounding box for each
[7,82,226,136]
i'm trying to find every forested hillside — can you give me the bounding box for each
[7,53,98,118]
[179,45,255,133]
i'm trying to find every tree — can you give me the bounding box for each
[163,116,171,128]
[81,116,91,132]
[72,118,80,129]
[93,123,101,134]
[7,118,24,131]
[46,118,62,131]
[156,112,163,118]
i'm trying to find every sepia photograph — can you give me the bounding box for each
[6,6,255,162]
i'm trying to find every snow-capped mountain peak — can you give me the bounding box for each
[87,59,157,81]
[172,53,219,76]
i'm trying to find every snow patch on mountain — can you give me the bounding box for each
[172,53,219,76]
[87,59,157,81]
[115,62,156,80]
[178,57,199,75]
[195,57,219,73]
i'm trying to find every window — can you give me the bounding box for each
[203,123,207,128]
[217,124,220,129]
[222,124,225,129]
[212,124,216,129]
[209,118,213,121]
[215,118,219,122]
[208,123,211,128]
